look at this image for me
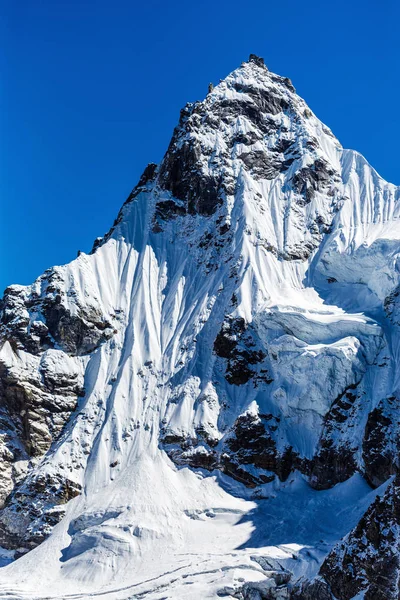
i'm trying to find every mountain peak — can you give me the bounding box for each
[247,53,267,68]
[0,58,400,599]
[144,59,341,260]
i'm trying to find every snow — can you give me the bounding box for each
[0,57,399,598]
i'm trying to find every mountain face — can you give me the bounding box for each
[0,55,399,599]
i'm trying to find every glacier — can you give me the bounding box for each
[0,54,399,599]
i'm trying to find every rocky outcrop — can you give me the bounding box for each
[158,54,342,261]
[320,473,400,600]
[158,104,229,216]
[0,259,116,547]
[290,579,333,600]
[309,383,361,489]
[213,318,268,386]
[163,407,297,488]
[0,472,81,554]
[292,158,337,206]
[0,342,85,543]
[222,411,297,487]
[362,396,399,487]
[0,347,84,458]
[1,272,114,356]
[384,283,400,325]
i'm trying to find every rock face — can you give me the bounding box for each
[0,472,81,553]
[0,261,116,550]
[158,55,343,261]
[320,474,400,600]
[0,55,400,598]
[0,270,114,356]
[213,318,267,386]
[362,395,399,487]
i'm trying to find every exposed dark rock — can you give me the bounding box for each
[226,412,277,470]
[0,345,83,502]
[219,222,230,235]
[309,383,360,489]
[362,396,399,487]
[325,383,359,424]
[214,318,246,358]
[0,381,69,458]
[292,158,335,205]
[157,61,299,219]
[320,473,400,600]
[225,358,257,385]
[283,77,296,93]
[309,444,357,490]
[195,424,219,448]
[136,162,158,187]
[0,411,28,508]
[248,54,267,69]
[230,84,289,118]
[0,287,51,355]
[222,412,298,486]
[161,432,193,446]
[1,272,114,357]
[180,448,218,470]
[385,284,400,325]
[161,409,297,488]
[0,262,113,545]
[154,199,186,221]
[221,457,267,487]
[161,432,218,471]
[290,579,333,599]
[238,150,283,180]
[280,240,318,262]
[159,136,225,216]
[232,130,262,146]
[214,318,267,386]
[43,302,113,356]
[0,472,82,553]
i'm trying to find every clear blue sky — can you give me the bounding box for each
[1,0,399,292]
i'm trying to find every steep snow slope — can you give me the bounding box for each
[0,55,399,599]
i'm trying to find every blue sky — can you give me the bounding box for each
[1,0,399,292]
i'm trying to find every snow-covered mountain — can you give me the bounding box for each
[0,54,399,599]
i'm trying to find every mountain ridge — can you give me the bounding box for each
[0,55,399,599]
